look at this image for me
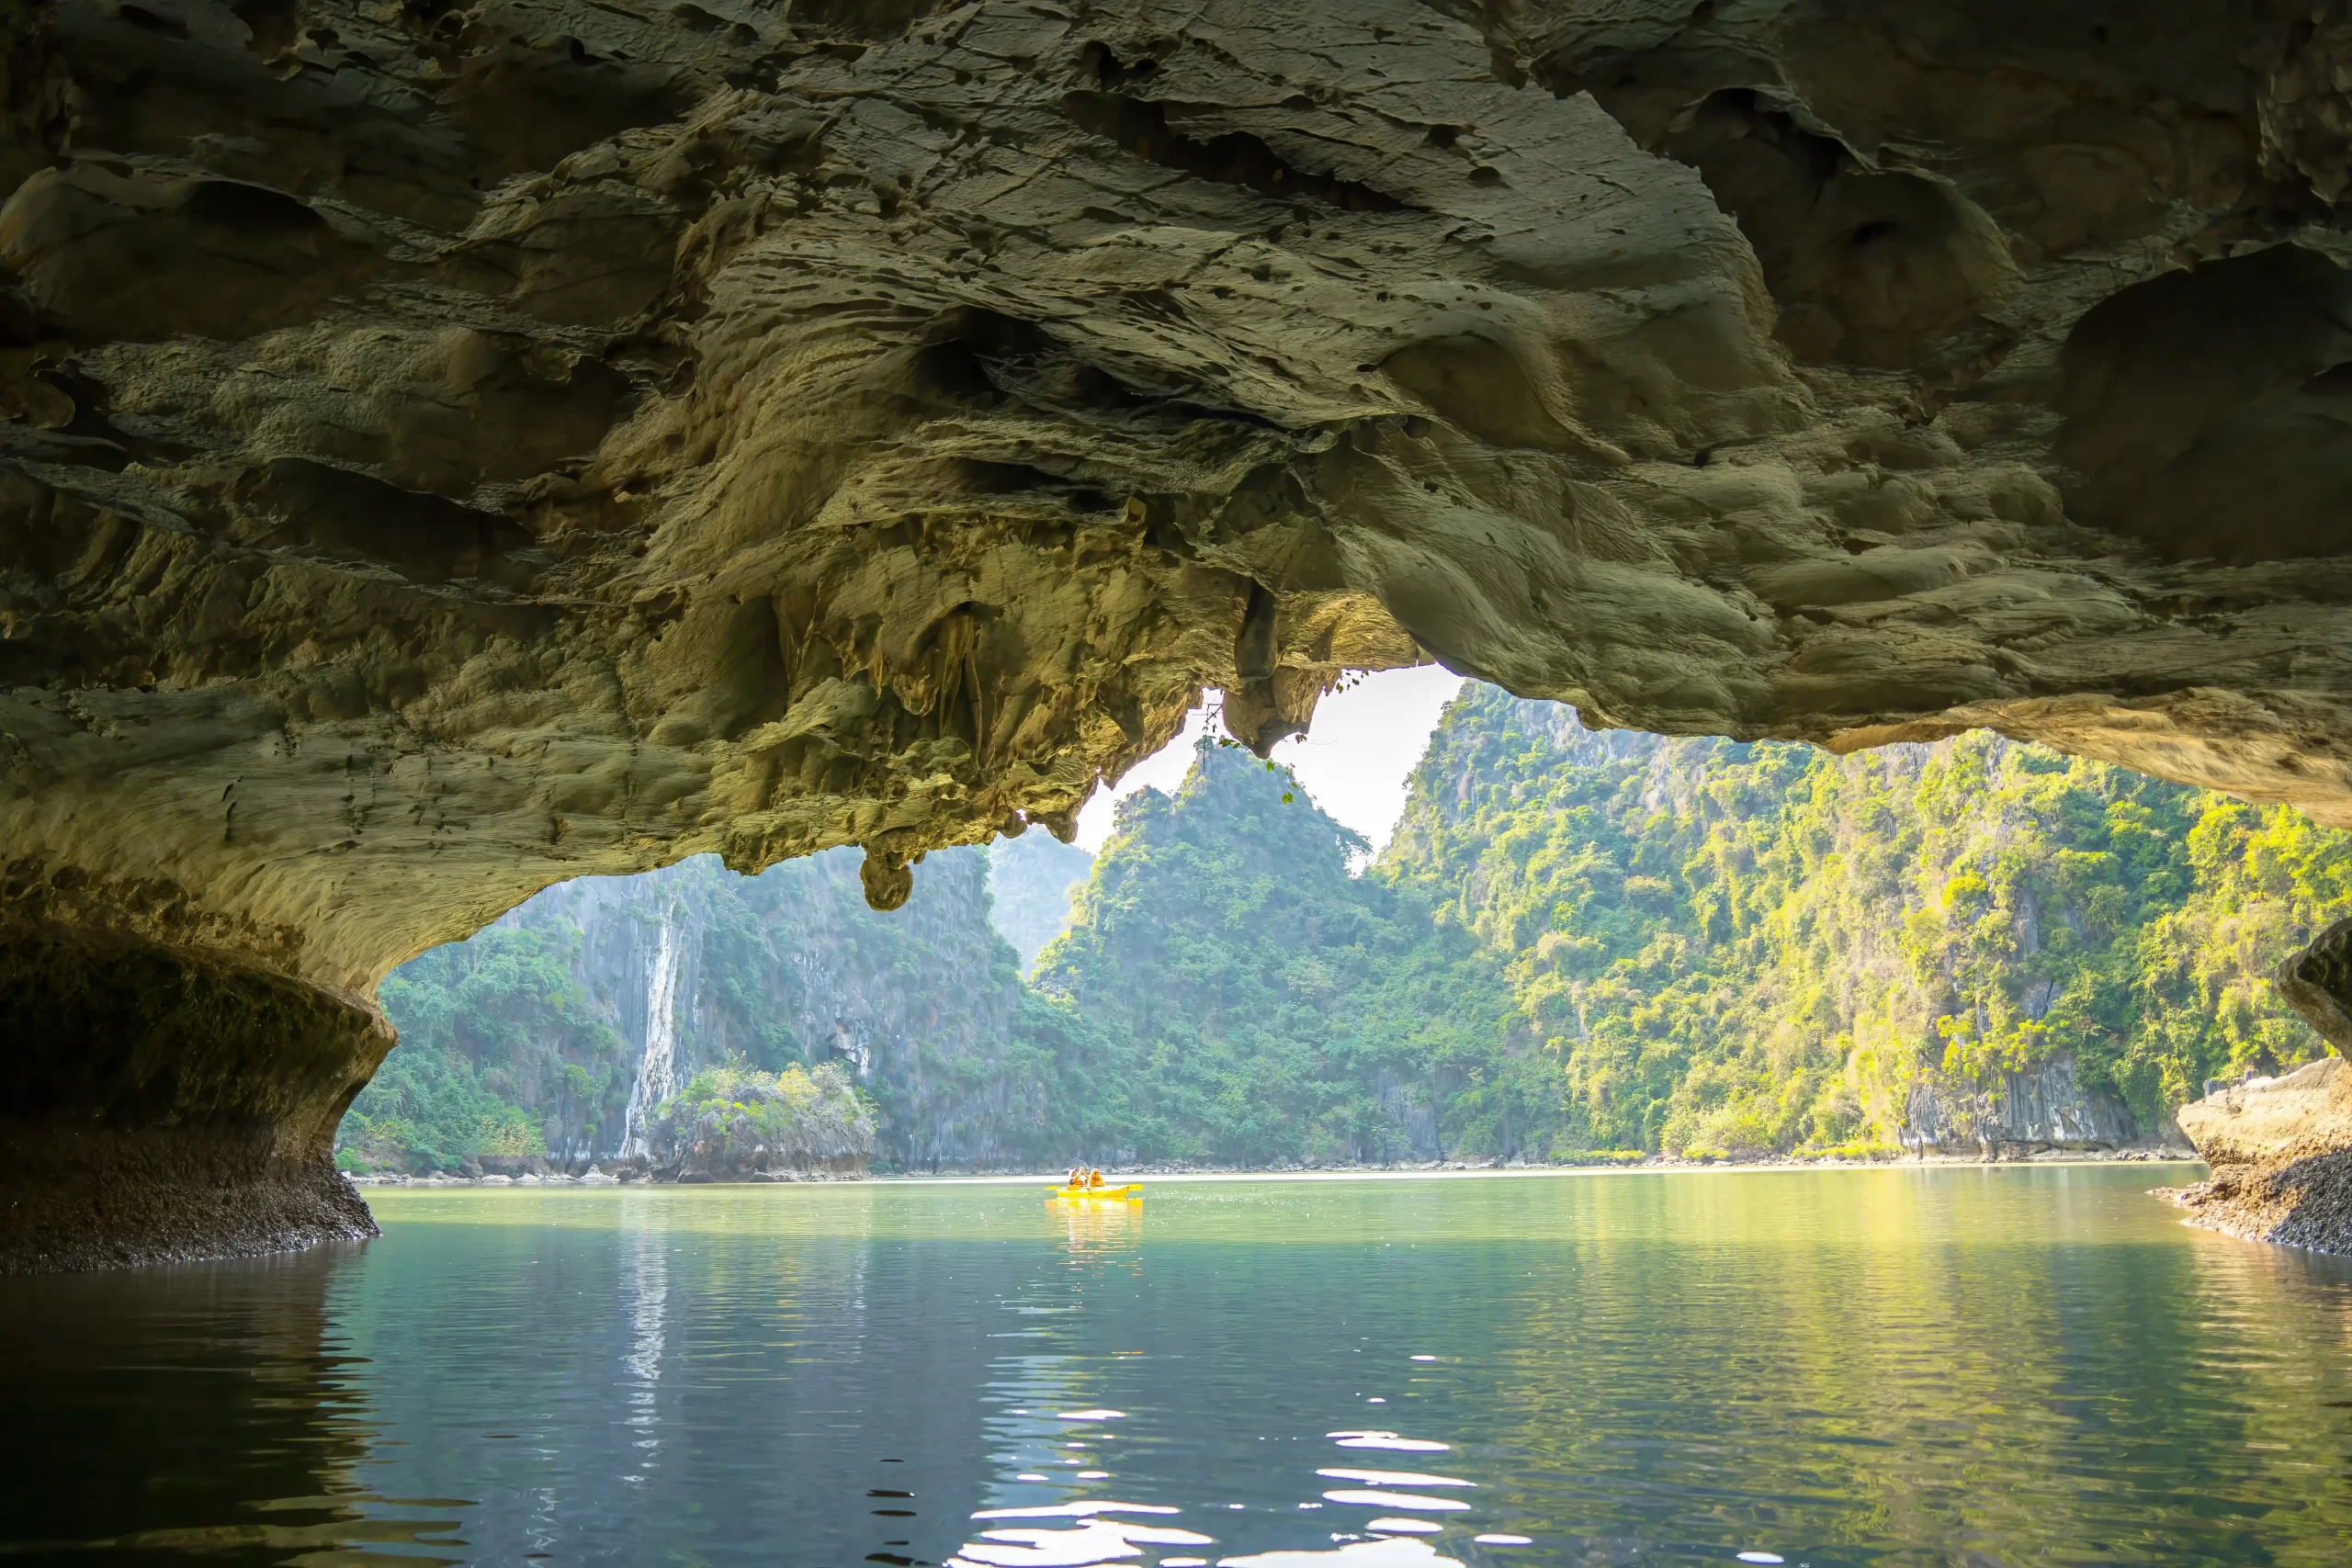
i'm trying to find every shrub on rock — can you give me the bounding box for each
[647,1064,875,1180]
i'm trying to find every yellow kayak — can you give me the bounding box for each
[1049,1183,1142,1201]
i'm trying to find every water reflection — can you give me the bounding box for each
[1053,1194,1145,1258]
[0,1245,464,1564]
[4,1168,2352,1567]
[953,1504,1212,1568]
[621,1223,667,1494]
[1222,1544,1460,1568]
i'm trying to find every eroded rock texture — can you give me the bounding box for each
[0,921,383,1269]
[2168,915,2352,1253]
[7,0,2352,1264]
[2170,1056,2352,1254]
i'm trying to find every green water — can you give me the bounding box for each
[5,1166,2352,1567]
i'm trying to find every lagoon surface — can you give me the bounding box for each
[6,1166,2352,1567]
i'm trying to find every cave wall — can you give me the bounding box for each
[6,0,2352,1262]
[0,920,382,1269]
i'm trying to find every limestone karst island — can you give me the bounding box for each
[3,3,2351,1563]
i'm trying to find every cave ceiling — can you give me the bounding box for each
[6,0,2352,1000]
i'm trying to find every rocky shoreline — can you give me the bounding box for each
[2158,1154,2352,1255]
[351,1145,2195,1189]
[2166,1057,2352,1256]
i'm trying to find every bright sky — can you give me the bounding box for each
[1072,666,1468,853]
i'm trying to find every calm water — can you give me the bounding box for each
[5,1167,2352,1567]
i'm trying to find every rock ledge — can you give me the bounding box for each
[2168,1057,2352,1255]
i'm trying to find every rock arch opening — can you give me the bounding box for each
[6,0,2352,1267]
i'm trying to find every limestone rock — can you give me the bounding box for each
[2276,911,2352,1052]
[2170,1056,2352,1253]
[345,845,1046,1172]
[2178,1056,2352,1167]
[9,0,2352,1263]
[2167,919,2352,1256]
[1901,1055,2139,1156]
[0,919,382,1269]
[644,1062,874,1181]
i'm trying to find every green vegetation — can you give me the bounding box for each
[1030,739,1547,1164]
[340,849,1028,1173]
[341,684,2352,1174]
[338,924,626,1172]
[646,1062,876,1176]
[1380,685,2351,1155]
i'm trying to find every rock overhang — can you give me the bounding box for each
[5,0,2352,1261]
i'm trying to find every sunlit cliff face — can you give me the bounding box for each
[6,0,2352,1265]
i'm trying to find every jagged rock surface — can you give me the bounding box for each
[0,919,381,1269]
[2170,1056,2352,1254]
[2170,919,2352,1252]
[1901,1056,2141,1157]
[2275,911,2352,1052]
[11,0,2352,1264]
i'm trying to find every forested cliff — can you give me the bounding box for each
[339,847,1049,1174]
[1026,742,1535,1164]
[342,687,2352,1174]
[1383,688,2350,1156]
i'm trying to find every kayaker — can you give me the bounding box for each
[1088,1168,1104,1189]
[1066,1166,1081,1189]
